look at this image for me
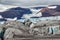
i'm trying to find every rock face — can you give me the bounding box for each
[4,28,24,40]
[37,5,60,17]
[3,20,29,31]
[0,7,32,20]
[29,20,60,36]
[2,20,31,40]
[0,20,60,40]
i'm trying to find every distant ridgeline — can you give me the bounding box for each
[0,7,32,19]
[0,5,60,21]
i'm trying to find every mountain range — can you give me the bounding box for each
[0,5,60,21]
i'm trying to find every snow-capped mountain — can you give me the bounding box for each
[0,6,45,20]
[0,7,32,21]
[0,5,60,21]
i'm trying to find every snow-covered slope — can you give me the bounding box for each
[0,4,60,21]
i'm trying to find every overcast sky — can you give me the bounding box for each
[0,0,60,7]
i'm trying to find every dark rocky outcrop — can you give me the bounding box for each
[37,5,60,17]
[0,7,32,20]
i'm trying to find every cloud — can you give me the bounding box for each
[0,0,60,7]
[0,4,17,12]
[0,15,3,18]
